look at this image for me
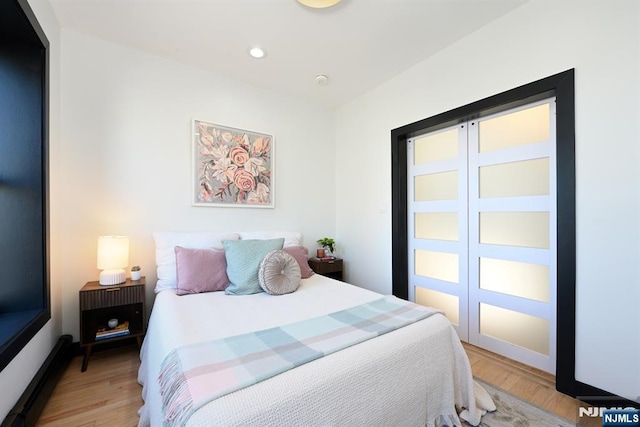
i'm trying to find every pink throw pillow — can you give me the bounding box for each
[283,246,315,279]
[175,246,229,295]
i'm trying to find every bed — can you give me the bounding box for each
[137,231,494,427]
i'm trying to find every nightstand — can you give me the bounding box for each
[308,258,343,281]
[79,277,146,371]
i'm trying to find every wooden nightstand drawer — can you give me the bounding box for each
[80,285,144,310]
[308,258,343,281]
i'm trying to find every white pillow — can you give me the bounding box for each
[153,231,240,293]
[238,231,302,247]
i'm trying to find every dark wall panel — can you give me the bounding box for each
[0,0,50,373]
[0,43,44,314]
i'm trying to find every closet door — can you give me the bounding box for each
[408,98,557,373]
[468,99,557,373]
[407,124,469,340]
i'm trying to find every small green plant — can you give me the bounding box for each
[316,237,335,254]
[131,265,141,272]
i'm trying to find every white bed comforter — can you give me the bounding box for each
[138,275,491,427]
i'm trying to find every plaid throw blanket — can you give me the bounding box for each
[159,295,440,426]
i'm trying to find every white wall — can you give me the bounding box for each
[0,0,62,420]
[336,0,640,401]
[5,1,637,420]
[3,13,337,420]
[58,30,337,340]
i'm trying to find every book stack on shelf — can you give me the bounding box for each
[95,321,130,340]
[313,256,336,262]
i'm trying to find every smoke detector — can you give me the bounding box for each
[315,74,329,85]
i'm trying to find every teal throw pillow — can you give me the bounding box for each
[223,238,285,295]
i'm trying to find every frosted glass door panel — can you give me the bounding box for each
[414,128,459,164]
[408,124,467,340]
[414,171,458,201]
[480,303,549,355]
[480,258,550,303]
[480,158,550,198]
[479,104,550,152]
[415,250,458,283]
[415,212,458,241]
[480,212,549,248]
[409,99,556,371]
[416,287,459,325]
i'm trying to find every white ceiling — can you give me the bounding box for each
[47,0,528,108]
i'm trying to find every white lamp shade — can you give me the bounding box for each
[97,236,129,285]
[97,236,130,269]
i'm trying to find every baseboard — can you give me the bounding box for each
[573,380,640,409]
[1,335,72,427]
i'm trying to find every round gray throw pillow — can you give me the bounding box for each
[258,250,302,295]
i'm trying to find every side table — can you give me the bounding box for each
[78,277,146,371]
[308,258,343,281]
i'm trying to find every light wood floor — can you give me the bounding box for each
[37,344,142,427]
[37,343,582,426]
[463,342,581,423]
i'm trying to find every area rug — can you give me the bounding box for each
[470,380,574,427]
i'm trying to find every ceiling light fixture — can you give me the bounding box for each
[296,0,342,9]
[249,47,265,58]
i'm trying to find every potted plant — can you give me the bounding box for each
[316,237,336,258]
[131,265,141,281]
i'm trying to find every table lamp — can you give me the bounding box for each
[97,236,130,285]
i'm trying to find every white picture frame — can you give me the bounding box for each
[192,119,274,208]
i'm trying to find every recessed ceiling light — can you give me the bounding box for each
[249,47,265,59]
[296,0,342,9]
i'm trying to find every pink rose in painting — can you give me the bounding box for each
[229,146,249,167]
[233,168,255,192]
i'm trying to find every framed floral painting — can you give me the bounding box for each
[192,120,274,208]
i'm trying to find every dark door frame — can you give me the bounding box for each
[391,70,583,397]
